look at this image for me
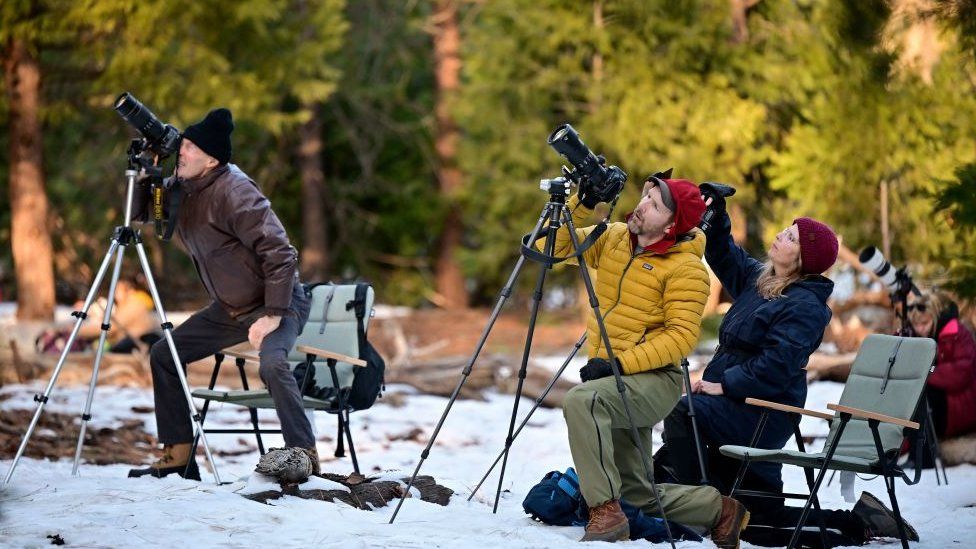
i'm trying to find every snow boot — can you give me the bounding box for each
[581,499,630,542]
[128,443,200,481]
[711,496,750,549]
[853,491,919,542]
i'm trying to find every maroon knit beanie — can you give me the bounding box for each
[793,217,838,275]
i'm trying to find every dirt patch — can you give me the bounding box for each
[0,409,155,464]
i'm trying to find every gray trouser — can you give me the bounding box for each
[563,367,723,529]
[149,283,314,448]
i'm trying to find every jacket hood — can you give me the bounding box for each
[627,223,705,259]
[788,274,834,303]
[664,179,707,236]
[936,300,960,335]
[636,178,706,254]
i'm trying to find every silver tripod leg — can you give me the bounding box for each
[4,239,121,485]
[71,240,127,475]
[467,332,586,501]
[133,241,221,484]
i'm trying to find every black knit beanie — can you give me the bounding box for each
[182,108,233,164]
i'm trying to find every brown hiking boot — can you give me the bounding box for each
[581,499,630,542]
[711,496,750,549]
[128,443,200,481]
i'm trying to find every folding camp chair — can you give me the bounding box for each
[719,334,937,549]
[191,283,375,474]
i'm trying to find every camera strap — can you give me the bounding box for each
[160,180,184,241]
[520,222,607,266]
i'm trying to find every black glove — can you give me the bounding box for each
[578,179,602,209]
[698,182,736,233]
[698,182,733,216]
[580,357,616,382]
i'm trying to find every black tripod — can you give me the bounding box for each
[678,357,710,485]
[3,145,222,485]
[388,178,676,547]
[890,271,948,486]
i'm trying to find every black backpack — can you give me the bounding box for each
[345,283,385,410]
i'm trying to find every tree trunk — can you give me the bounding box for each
[591,1,604,111]
[4,36,55,321]
[880,179,891,259]
[730,0,760,44]
[432,0,468,309]
[298,102,330,281]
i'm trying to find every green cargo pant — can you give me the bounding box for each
[563,366,722,529]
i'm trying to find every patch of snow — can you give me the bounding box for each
[1,379,974,547]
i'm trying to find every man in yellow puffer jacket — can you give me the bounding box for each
[550,176,748,547]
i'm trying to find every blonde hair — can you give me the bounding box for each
[908,290,946,337]
[756,260,803,300]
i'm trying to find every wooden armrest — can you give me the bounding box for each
[745,398,834,421]
[826,403,919,430]
[296,344,367,367]
[219,346,259,363]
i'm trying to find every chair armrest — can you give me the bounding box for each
[219,346,260,363]
[826,403,919,430]
[296,344,367,367]
[745,398,834,421]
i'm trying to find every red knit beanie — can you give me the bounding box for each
[793,217,838,275]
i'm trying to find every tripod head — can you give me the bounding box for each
[127,138,165,178]
[539,175,572,202]
[891,267,922,337]
[125,138,181,240]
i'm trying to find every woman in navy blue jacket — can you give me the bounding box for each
[661,192,836,494]
[657,190,918,544]
[658,189,836,516]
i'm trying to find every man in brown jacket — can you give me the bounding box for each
[129,108,315,481]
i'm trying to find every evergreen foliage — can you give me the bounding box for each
[1,0,973,307]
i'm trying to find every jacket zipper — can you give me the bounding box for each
[592,248,641,357]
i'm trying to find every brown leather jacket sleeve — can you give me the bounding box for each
[221,179,297,315]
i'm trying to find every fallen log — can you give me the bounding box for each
[244,473,454,509]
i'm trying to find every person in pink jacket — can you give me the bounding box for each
[906,290,976,468]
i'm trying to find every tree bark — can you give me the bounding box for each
[298,102,330,281]
[432,0,468,309]
[730,0,760,44]
[880,179,891,259]
[4,36,55,321]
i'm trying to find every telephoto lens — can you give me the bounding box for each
[114,92,182,158]
[547,124,604,183]
[859,246,898,291]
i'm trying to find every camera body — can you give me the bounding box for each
[114,92,183,240]
[547,124,627,206]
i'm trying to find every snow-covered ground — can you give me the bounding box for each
[1,379,974,548]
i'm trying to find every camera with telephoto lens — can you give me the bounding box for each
[859,246,919,297]
[114,92,182,159]
[113,92,183,240]
[547,124,627,206]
